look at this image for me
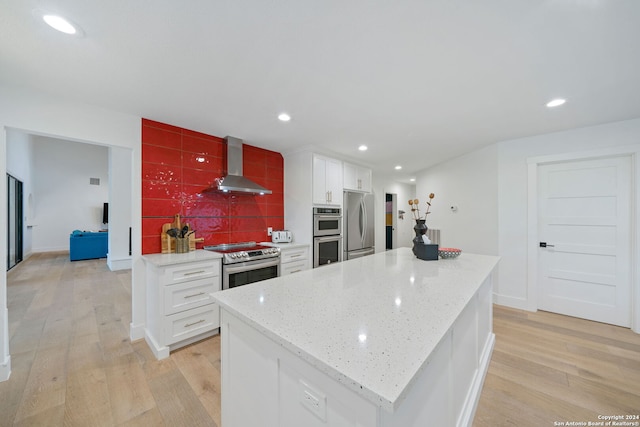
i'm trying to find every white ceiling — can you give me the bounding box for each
[2,1,640,180]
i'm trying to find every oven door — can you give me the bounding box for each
[313,214,342,237]
[223,258,280,290]
[313,235,342,268]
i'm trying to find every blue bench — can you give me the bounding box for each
[69,231,108,261]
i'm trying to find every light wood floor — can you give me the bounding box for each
[2,252,221,427]
[2,253,639,426]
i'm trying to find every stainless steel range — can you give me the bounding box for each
[204,242,280,290]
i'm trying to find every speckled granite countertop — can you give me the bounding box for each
[142,249,222,266]
[212,247,499,412]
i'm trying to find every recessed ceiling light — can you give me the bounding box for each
[43,14,78,35]
[546,98,566,108]
[410,178,416,182]
[278,113,291,122]
[358,145,368,151]
[395,165,402,170]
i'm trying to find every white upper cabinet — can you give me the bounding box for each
[313,154,343,205]
[343,162,372,193]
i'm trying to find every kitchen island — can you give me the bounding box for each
[213,248,499,427]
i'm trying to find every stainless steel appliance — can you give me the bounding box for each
[313,207,342,236]
[313,207,342,267]
[344,191,375,260]
[271,230,293,243]
[214,137,272,195]
[204,242,280,289]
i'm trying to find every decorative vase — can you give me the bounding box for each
[412,219,427,256]
[412,219,439,260]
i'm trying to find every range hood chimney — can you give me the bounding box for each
[217,136,272,195]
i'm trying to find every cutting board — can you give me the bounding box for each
[160,214,204,254]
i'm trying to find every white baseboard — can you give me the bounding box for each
[144,329,170,360]
[32,246,69,252]
[130,322,145,341]
[493,293,534,312]
[107,256,132,271]
[0,354,11,382]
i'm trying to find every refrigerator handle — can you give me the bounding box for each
[361,200,366,244]
[359,200,364,239]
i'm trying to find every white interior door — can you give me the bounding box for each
[538,156,631,327]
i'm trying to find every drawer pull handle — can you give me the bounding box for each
[291,269,302,273]
[184,292,206,299]
[184,319,205,328]
[290,254,302,258]
[183,270,206,276]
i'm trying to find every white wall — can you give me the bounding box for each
[413,117,640,329]
[0,85,142,382]
[415,144,499,254]
[497,118,640,311]
[32,136,108,251]
[108,147,133,270]
[6,130,34,258]
[373,176,416,253]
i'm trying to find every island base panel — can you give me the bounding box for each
[220,310,377,427]
[219,268,495,427]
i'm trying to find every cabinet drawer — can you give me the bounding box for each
[163,277,219,315]
[281,260,308,276]
[163,260,220,285]
[281,247,308,264]
[164,303,219,346]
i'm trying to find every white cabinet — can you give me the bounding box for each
[280,245,310,276]
[262,242,310,276]
[313,155,343,205]
[143,252,222,360]
[343,162,372,193]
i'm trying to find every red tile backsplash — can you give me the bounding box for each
[142,124,182,149]
[182,134,225,157]
[141,118,285,254]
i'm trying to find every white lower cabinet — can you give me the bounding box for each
[280,246,310,276]
[263,243,310,276]
[163,303,219,346]
[143,252,222,359]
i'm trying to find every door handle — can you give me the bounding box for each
[539,242,555,248]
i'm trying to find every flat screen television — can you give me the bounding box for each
[102,202,108,224]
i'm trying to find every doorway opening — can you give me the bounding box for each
[7,174,23,270]
[385,193,397,250]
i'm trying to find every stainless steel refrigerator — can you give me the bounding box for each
[343,191,375,260]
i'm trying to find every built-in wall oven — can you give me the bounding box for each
[313,207,342,236]
[313,207,342,268]
[204,242,280,289]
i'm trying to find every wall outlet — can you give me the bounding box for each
[300,380,326,421]
[267,227,273,236]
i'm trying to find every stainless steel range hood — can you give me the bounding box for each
[217,136,272,195]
